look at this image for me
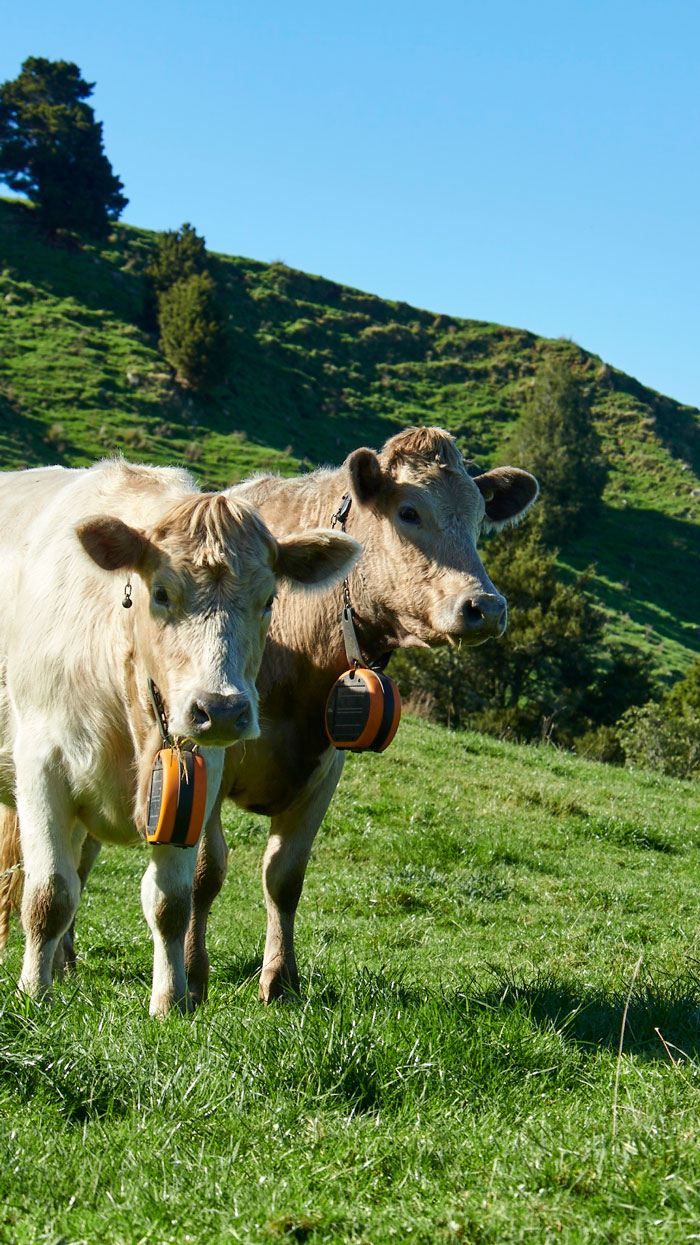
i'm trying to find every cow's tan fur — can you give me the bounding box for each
[0,460,359,1011]
[183,427,538,1003]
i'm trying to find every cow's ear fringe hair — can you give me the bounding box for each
[482,490,539,533]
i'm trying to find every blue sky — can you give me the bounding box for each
[3,1,699,409]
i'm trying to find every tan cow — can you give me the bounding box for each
[0,460,359,1013]
[183,426,538,1003]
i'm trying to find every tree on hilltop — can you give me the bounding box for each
[0,57,127,236]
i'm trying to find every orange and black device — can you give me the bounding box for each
[145,748,208,847]
[325,667,401,753]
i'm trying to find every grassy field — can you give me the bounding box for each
[1,715,700,1242]
[1,197,700,679]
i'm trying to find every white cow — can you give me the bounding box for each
[0,460,359,1013]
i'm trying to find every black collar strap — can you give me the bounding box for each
[148,678,171,744]
[330,494,365,668]
[331,492,374,670]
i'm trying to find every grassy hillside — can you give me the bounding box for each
[1,716,700,1242]
[1,197,699,679]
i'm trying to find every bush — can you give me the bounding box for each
[617,660,700,779]
[143,222,208,329]
[157,273,230,390]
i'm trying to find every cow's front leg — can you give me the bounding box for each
[184,790,228,1006]
[260,749,345,1004]
[15,757,80,999]
[144,748,224,1016]
[141,843,198,1016]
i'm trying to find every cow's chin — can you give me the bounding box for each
[433,629,499,649]
[392,617,505,651]
[169,719,262,748]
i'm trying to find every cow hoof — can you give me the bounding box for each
[17,978,51,1003]
[185,967,209,1009]
[258,969,300,1004]
[187,986,205,1010]
[148,992,193,1018]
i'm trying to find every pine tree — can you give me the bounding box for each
[507,355,607,546]
[0,57,127,237]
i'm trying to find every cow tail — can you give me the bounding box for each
[0,807,23,952]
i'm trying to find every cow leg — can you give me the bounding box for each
[184,790,229,1007]
[15,760,80,999]
[260,749,345,1004]
[0,806,22,954]
[141,843,198,1016]
[60,834,102,973]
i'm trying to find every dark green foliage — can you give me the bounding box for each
[506,356,607,546]
[618,659,700,778]
[144,221,232,390]
[143,222,208,329]
[392,525,653,745]
[0,58,127,237]
[157,271,230,389]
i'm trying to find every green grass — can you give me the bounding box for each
[1,197,699,680]
[2,716,700,1242]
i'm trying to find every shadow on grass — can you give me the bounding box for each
[209,958,700,1062]
[0,396,69,469]
[478,968,700,1060]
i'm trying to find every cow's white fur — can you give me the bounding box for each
[0,460,359,1013]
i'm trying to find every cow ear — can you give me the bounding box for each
[274,530,361,589]
[348,448,385,506]
[76,516,153,571]
[474,468,539,529]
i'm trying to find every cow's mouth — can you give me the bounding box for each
[184,692,257,744]
[149,679,258,747]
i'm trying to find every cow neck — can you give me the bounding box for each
[329,492,392,674]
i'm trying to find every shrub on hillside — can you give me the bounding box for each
[143,222,208,329]
[505,355,607,547]
[617,660,700,779]
[158,273,230,390]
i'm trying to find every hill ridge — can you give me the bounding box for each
[0,196,698,678]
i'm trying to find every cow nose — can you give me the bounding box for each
[461,593,507,638]
[188,692,253,741]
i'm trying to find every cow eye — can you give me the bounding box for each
[398,504,420,526]
[153,586,169,606]
[263,595,275,614]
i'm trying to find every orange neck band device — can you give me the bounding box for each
[144,680,208,847]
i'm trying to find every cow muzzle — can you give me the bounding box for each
[184,691,258,744]
[451,591,507,643]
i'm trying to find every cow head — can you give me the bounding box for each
[345,427,538,648]
[76,494,360,745]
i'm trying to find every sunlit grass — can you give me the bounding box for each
[1,718,700,1240]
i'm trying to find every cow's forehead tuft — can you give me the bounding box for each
[150,492,276,573]
[380,426,467,476]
